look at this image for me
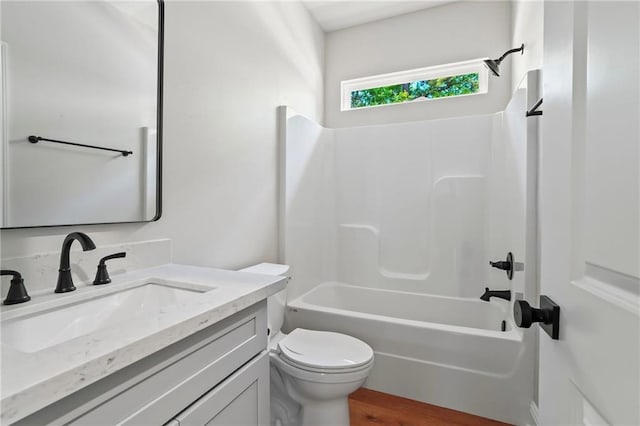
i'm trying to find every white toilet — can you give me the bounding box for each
[240,263,374,426]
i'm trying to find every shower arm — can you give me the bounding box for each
[496,44,524,63]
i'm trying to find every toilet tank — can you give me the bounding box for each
[238,263,289,335]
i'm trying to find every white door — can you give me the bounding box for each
[538,1,639,425]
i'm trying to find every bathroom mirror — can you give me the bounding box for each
[0,0,163,229]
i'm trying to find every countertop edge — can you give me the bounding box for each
[1,265,286,424]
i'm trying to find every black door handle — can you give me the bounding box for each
[514,295,560,340]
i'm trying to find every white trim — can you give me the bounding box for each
[1,41,8,226]
[340,58,489,111]
[572,273,640,316]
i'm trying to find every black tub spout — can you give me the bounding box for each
[480,287,511,302]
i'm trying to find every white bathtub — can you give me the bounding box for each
[286,282,533,425]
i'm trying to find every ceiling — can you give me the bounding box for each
[301,1,457,32]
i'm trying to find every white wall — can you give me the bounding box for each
[511,0,544,91]
[510,1,543,405]
[486,71,540,421]
[0,1,324,271]
[324,1,513,128]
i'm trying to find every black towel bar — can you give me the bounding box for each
[28,135,132,157]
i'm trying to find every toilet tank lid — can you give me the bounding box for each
[239,262,290,276]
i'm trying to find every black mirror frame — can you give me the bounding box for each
[2,0,164,230]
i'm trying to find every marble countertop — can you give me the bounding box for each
[0,263,286,424]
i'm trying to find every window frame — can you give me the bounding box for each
[340,59,489,111]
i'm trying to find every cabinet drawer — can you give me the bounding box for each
[15,301,267,426]
[170,351,269,426]
[74,303,267,425]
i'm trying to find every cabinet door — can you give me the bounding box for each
[172,351,269,426]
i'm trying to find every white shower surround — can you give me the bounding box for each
[280,109,495,301]
[280,71,538,425]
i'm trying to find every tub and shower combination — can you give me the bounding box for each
[287,282,530,424]
[280,72,539,425]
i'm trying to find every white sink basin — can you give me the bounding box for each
[1,281,212,353]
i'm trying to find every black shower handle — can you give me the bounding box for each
[490,252,514,280]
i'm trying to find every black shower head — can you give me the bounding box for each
[484,43,525,77]
[483,58,501,77]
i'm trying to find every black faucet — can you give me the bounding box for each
[1,270,31,304]
[480,287,511,302]
[55,232,96,293]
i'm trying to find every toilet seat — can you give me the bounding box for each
[277,352,374,375]
[277,329,374,372]
[270,351,373,384]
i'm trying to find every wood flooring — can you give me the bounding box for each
[349,388,512,426]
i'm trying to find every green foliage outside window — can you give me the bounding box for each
[350,73,479,109]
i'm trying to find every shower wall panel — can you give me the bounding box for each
[280,107,336,299]
[334,116,492,297]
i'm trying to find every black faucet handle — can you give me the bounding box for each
[490,252,514,280]
[93,252,126,285]
[1,270,21,279]
[489,260,511,270]
[1,269,31,305]
[98,252,126,265]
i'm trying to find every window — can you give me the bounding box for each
[341,59,488,111]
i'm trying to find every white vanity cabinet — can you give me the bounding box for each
[13,301,269,426]
[166,353,269,425]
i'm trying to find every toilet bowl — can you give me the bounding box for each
[240,263,374,426]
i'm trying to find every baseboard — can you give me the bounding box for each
[529,401,540,426]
